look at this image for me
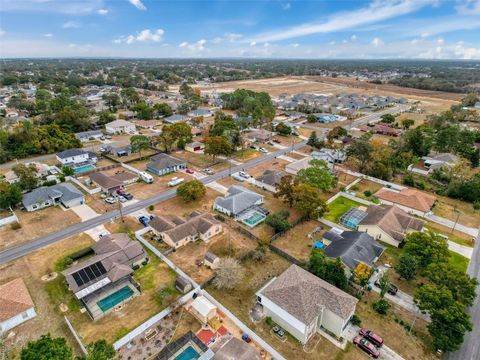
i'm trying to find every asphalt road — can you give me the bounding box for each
[0,141,307,264]
[445,230,480,360]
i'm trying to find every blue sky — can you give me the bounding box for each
[1,0,480,58]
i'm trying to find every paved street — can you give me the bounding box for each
[348,105,410,129]
[445,231,480,360]
[0,141,307,264]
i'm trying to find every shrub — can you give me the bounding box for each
[265,211,291,233]
[350,314,362,326]
[61,257,74,269]
[148,205,155,211]
[473,201,480,210]
[351,184,359,191]
[42,180,57,187]
[10,221,22,230]
[403,174,415,187]
[373,299,391,315]
[340,186,346,192]
[265,316,273,326]
[363,190,372,197]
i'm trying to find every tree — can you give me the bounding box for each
[204,136,233,160]
[308,249,348,290]
[414,284,455,312]
[170,122,192,149]
[296,159,337,192]
[292,184,328,220]
[212,257,245,290]
[403,231,449,268]
[274,175,296,207]
[61,166,74,176]
[401,118,415,129]
[306,114,317,123]
[395,254,418,281]
[179,82,195,98]
[380,113,395,124]
[12,163,38,191]
[378,274,390,298]
[346,135,374,172]
[176,180,206,202]
[21,334,72,360]
[372,299,391,315]
[154,103,173,117]
[275,123,292,136]
[0,183,22,209]
[461,93,479,107]
[265,210,291,233]
[327,126,348,141]
[80,340,115,360]
[130,135,150,157]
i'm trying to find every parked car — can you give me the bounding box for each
[118,196,127,203]
[272,139,281,143]
[232,174,245,182]
[258,147,268,153]
[359,328,384,347]
[123,193,133,200]
[241,334,252,343]
[250,145,258,150]
[374,279,398,295]
[353,336,380,358]
[202,168,214,175]
[186,168,194,174]
[105,197,116,204]
[238,171,251,179]
[266,141,275,146]
[139,215,153,226]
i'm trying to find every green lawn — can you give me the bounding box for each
[424,223,473,247]
[448,251,469,273]
[324,196,363,223]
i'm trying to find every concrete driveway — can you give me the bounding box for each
[71,203,99,221]
[345,325,405,360]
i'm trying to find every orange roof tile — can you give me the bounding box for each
[375,188,436,212]
[0,278,34,322]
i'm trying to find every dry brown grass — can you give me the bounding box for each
[432,195,480,228]
[0,206,81,251]
[149,188,221,217]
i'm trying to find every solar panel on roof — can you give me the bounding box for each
[71,262,107,287]
[72,272,84,286]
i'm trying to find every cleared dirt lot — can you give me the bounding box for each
[0,206,81,251]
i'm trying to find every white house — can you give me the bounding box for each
[56,149,97,166]
[105,119,136,134]
[311,148,347,168]
[0,278,37,333]
[213,186,264,218]
[256,264,357,343]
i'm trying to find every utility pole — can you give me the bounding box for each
[118,200,124,223]
[451,206,460,234]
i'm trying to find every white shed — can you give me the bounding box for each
[190,296,217,324]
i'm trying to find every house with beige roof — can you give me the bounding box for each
[256,264,358,343]
[375,187,436,216]
[149,211,223,249]
[0,278,36,333]
[357,204,424,247]
[105,119,136,134]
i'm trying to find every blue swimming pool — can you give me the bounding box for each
[74,165,95,173]
[174,346,200,360]
[97,286,134,312]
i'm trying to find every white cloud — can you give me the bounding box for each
[456,0,480,14]
[329,41,336,45]
[0,0,106,15]
[437,37,444,45]
[351,34,357,41]
[0,29,5,36]
[291,43,300,48]
[250,41,257,46]
[224,33,243,42]
[97,8,108,15]
[179,39,207,52]
[62,21,81,29]
[44,33,53,37]
[114,29,164,44]
[372,37,384,47]
[282,3,291,10]
[342,39,348,43]
[68,43,76,48]
[128,0,146,10]
[248,0,436,42]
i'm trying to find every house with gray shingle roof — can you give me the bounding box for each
[213,186,264,219]
[256,264,358,343]
[22,183,84,212]
[149,211,222,249]
[146,153,187,176]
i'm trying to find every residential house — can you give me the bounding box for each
[105,119,136,134]
[373,124,400,137]
[149,211,223,249]
[22,183,84,212]
[213,186,264,219]
[188,108,213,118]
[135,119,162,129]
[4,162,50,184]
[164,114,190,124]
[245,129,274,143]
[0,278,37,333]
[185,141,205,153]
[311,148,347,167]
[357,204,424,247]
[204,252,220,269]
[422,152,459,171]
[375,188,437,216]
[322,230,385,272]
[106,144,132,157]
[254,170,286,192]
[146,153,187,176]
[285,156,313,175]
[63,233,147,320]
[256,264,358,343]
[313,113,338,123]
[75,130,103,143]
[56,149,98,167]
[89,170,138,194]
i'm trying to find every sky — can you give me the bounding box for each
[1,0,480,59]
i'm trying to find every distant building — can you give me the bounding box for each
[0,278,37,333]
[311,148,347,167]
[105,119,136,134]
[56,149,97,167]
[185,141,205,153]
[164,114,190,124]
[4,162,50,184]
[75,130,103,142]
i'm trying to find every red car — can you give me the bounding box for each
[359,328,384,347]
[353,336,380,358]
[186,168,194,174]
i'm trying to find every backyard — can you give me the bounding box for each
[323,196,364,223]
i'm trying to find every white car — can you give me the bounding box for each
[238,171,251,179]
[118,196,127,203]
[202,168,214,175]
[105,197,117,204]
[258,147,268,153]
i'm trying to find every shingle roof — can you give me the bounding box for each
[323,230,385,270]
[359,204,424,243]
[214,186,263,215]
[375,188,436,213]
[260,264,358,323]
[56,148,89,159]
[106,119,134,128]
[256,170,286,187]
[0,278,35,322]
[148,153,186,170]
[22,183,83,207]
[90,172,123,190]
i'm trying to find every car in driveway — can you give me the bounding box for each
[186,168,194,174]
[359,328,383,347]
[202,168,214,175]
[353,336,380,358]
[258,147,268,153]
[123,193,133,200]
[374,279,399,295]
[238,171,251,179]
[139,215,153,226]
[118,196,127,203]
[105,197,117,204]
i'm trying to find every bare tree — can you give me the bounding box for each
[212,257,245,290]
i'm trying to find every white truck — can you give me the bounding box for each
[139,171,154,184]
[168,177,184,187]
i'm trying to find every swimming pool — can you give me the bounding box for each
[74,165,95,173]
[241,211,266,227]
[174,346,200,360]
[97,286,134,312]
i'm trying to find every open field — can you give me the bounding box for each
[273,220,331,262]
[0,233,95,356]
[432,195,480,229]
[149,188,221,217]
[241,158,289,178]
[0,206,81,251]
[348,179,383,202]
